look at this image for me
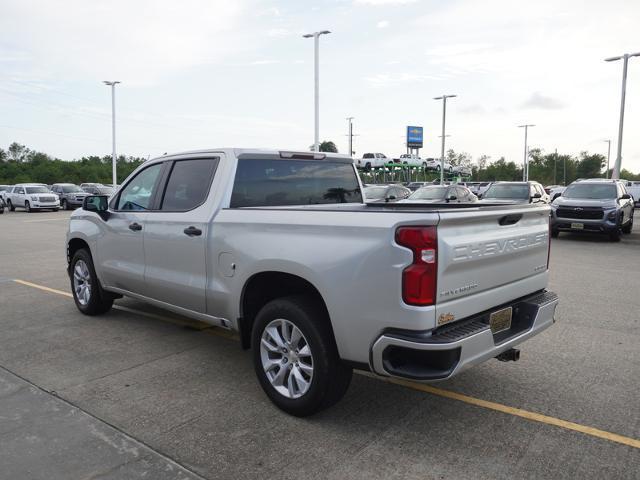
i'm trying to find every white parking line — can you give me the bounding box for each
[22,217,69,223]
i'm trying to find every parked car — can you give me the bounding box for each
[479,181,549,204]
[0,185,11,201]
[545,185,566,201]
[51,183,90,210]
[393,154,423,167]
[80,183,104,189]
[362,184,411,203]
[551,179,634,241]
[406,181,431,191]
[429,158,453,172]
[622,180,640,206]
[82,185,116,196]
[5,184,60,212]
[0,196,6,214]
[354,153,389,170]
[452,165,472,176]
[67,147,557,416]
[400,185,477,204]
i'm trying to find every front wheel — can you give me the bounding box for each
[70,249,114,315]
[25,201,31,212]
[7,199,15,211]
[62,199,68,210]
[252,295,352,417]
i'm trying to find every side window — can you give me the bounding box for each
[116,163,163,211]
[160,158,218,211]
[363,153,373,159]
[18,188,25,194]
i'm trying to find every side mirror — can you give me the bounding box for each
[83,195,110,219]
[447,195,457,202]
[621,193,631,200]
[387,195,397,201]
[477,193,483,199]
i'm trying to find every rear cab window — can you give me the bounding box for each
[231,159,362,207]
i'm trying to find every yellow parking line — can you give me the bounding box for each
[359,373,640,450]
[11,278,640,450]
[13,279,73,297]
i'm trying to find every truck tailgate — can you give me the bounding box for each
[435,205,550,322]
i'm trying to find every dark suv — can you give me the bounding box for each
[551,179,634,241]
[51,183,89,210]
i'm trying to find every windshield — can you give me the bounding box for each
[483,184,529,199]
[409,186,448,200]
[97,187,115,195]
[563,183,616,199]
[363,186,389,199]
[25,186,50,194]
[63,185,84,193]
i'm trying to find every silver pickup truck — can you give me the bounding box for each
[66,149,558,416]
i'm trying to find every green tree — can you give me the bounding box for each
[319,141,338,153]
[8,142,29,162]
[576,152,604,179]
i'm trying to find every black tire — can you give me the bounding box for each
[251,295,352,417]
[69,249,114,315]
[364,162,371,171]
[422,162,427,169]
[609,228,621,242]
[7,199,15,211]
[551,229,559,238]
[25,200,31,212]
[62,199,68,210]
[622,211,633,234]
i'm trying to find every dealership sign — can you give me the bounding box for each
[406,126,423,148]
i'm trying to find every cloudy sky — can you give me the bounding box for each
[1,0,639,172]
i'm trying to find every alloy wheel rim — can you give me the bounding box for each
[73,260,92,306]
[260,318,314,399]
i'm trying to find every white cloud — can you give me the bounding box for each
[521,92,566,110]
[377,21,390,28]
[0,0,249,85]
[355,0,417,4]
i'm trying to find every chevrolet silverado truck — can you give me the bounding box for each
[66,149,558,416]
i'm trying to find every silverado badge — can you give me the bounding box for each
[437,313,455,326]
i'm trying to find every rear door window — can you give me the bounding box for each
[160,158,218,211]
[231,159,362,207]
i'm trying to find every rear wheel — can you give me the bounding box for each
[252,295,352,417]
[70,249,114,315]
[551,229,559,238]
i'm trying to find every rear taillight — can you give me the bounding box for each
[396,226,437,306]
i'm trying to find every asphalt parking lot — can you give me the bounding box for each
[1,210,639,479]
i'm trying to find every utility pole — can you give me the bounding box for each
[518,124,535,181]
[605,52,640,179]
[303,30,331,152]
[346,117,354,157]
[604,139,611,178]
[103,81,121,186]
[434,94,456,184]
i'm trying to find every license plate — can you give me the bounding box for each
[489,307,512,334]
[571,222,584,230]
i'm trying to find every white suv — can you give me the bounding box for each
[354,153,390,170]
[5,183,60,212]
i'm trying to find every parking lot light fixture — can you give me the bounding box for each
[518,124,535,181]
[303,30,331,152]
[434,95,456,184]
[605,52,640,179]
[103,81,121,187]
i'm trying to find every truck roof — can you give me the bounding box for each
[153,148,353,164]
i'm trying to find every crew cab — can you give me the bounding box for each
[67,149,558,416]
[6,183,60,212]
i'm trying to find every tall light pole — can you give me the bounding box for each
[346,117,354,157]
[303,30,331,152]
[103,81,120,186]
[434,94,456,184]
[605,52,640,179]
[603,139,611,178]
[518,124,535,181]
